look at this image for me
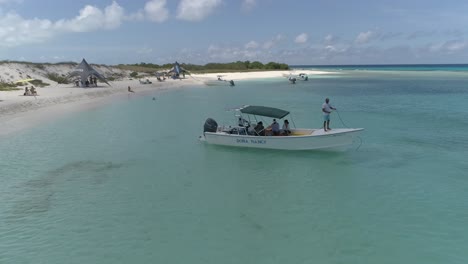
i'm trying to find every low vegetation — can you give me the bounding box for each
[118,61,289,73]
[130,71,139,78]
[46,73,70,84]
[0,60,77,67]
[29,79,50,87]
[0,82,20,91]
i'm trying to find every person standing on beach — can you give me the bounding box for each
[128,86,134,93]
[322,98,336,132]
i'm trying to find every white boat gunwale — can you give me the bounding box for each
[204,128,363,139]
[201,105,364,150]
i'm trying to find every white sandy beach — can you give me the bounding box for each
[192,69,330,81]
[0,63,330,137]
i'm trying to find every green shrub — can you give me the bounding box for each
[0,82,20,91]
[46,73,69,84]
[34,64,45,70]
[30,79,50,87]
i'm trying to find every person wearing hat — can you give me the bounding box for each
[322,98,336,132]
[282,119,291,135]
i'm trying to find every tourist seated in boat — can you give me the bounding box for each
[268,119,280,136]
[282,119,291,135]
[238,117,249,127]
[254,121,265,136]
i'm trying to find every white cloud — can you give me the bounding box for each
[245,40,259,49]
[242,0,256,12]
[442,40,467,53]
[0,12,54,47]
[143,0,169,23]
[427,43,443,53]
[423,41,467,54]
[54,1,125,32]
[325,45,336,52]
[208,44,219,54]
[446,42,466,51]
[324,34,336,44]
[355,31,375,44]
[176,0,223,21]
[0,1,127,47]
[263,34,283,49]
[294,33,308,44]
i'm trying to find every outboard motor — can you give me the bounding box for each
[204,118,218,133]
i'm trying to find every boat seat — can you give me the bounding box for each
[291,131,314,136]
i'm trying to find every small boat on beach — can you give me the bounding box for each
[200,105,363,150]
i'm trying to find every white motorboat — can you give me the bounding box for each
[283,73,307,82]
[288,76,297,84]
[298,73,309,81]
[200,105,363,150]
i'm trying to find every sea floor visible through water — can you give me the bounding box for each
[1,70,468,263]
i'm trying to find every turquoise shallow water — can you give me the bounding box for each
[1,70,468,263]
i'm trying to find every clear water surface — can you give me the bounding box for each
[1,68,468,263]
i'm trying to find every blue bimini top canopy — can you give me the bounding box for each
[240,105,290,119]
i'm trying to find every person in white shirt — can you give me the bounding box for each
[238,117,249,134]
[322,98,336,132]
[269,119,280,136]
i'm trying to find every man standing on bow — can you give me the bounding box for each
[322,98,336,132]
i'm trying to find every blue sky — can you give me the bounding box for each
[1,0,468,65]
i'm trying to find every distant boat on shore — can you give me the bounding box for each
[204,78,235,87]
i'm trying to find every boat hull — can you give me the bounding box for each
[201,128,363,150]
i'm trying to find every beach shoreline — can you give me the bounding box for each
[0,70,330,137]
[0,79,196,137]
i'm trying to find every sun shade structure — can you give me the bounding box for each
[240,105,290,119]
[168,61,188,76]
[68,59,111,86]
